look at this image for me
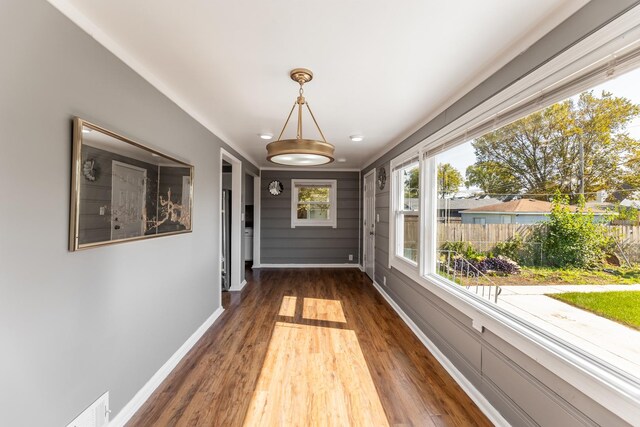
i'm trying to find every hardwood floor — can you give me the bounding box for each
[127,268,492,427]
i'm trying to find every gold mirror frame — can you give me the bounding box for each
[69,117,194,251]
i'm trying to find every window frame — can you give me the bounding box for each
[384,9,640,423]
[290,179,337,228]
[389,152,422,275]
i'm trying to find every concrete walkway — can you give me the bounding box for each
[497,284,640,379]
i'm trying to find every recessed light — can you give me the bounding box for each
[337,158,347,163]
[350,135,364,142]
[82,128,92,134]
[259,133,273,140]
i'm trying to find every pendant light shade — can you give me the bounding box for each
[266,68,335,165]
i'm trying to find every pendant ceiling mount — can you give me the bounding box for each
[266,68,335,166]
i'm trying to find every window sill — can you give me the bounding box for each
[392,269,640,423]
[389,255,418,277]
[291,222,337,228]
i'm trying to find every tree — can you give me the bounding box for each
[437,163,463,198]
[470,91,640,198]
[465,161,520,196]
[404,166,419,199]
[539,194,612,268]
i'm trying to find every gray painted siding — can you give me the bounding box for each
[363,1,638,425]
[261,170,360,265]
[0,1,259,426]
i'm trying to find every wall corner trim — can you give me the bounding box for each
[230,279,247,292]
[371,280,510,427]
[109,306,225,426]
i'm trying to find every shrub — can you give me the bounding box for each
[475,256,521,275]
[540,194,612,268]
[441,241,482,261]
[449,255,520,276]
[493,234,524,262]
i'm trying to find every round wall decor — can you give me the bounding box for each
[268,180,284,196]
[377,167,386,190]
[82,159,98,182]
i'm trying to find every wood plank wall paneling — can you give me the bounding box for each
[260,170,360,265]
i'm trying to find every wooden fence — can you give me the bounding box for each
[437,223,640,263]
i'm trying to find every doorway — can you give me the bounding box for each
[363,169,376,280]
[244,172,255,270]
[220,149,243,303]
[221,160,232,291]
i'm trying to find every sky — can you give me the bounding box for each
[437,66,640,194]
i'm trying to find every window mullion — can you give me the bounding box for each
[423,156,436,276]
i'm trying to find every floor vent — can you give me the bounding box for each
[65,392,110,427]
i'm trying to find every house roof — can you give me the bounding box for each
[437,197,502,210]
[461,199,609,214]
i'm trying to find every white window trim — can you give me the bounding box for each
[389,151,421,274]
[290,179,337,228]
[385,8,640,424]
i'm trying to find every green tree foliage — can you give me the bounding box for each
[437,163,463,198]
[404,166,419,199]
[540,194,611,268]
[465,161,520,195]
[615,205,640,222]
[470,91,640,197]
[297,187,330,219]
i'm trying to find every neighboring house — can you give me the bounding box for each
[437,197,503,222]
[460,199,610,225]
[620,197,640,209]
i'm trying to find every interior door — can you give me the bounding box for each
[111,161,146,240]
[364,171,376,280]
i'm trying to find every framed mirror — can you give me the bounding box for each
[70,118,194,251]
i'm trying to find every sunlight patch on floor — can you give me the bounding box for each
[303,297,347,323]
[243,320,388,426]
[278,296,297,317]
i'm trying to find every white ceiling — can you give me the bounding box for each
[49,0,587,169]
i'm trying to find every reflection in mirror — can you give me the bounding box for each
[70,118,193,250]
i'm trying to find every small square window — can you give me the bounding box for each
[291,179,337,228]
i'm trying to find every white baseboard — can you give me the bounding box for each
[358,264,365,272]
[230,279,247,292]
[258,263,361,269]
[109,306,225,426]
[370,281,509,427]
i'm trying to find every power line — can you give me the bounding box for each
[459,187,640,198]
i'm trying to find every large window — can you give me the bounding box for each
[393,158,419,264]
[291,179,337,228]
[387,30,640,422]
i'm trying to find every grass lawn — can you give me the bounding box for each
[488,266,640,286]
[549,291,640,330]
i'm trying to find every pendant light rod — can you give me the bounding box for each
[305,102,328,143]
[265,68,335,165]
[297,89,304,139]
[277,102,297,141]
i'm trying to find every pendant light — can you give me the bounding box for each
[266,68,335,165]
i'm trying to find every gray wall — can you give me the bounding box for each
[363,1,638,425]
[261,170,360,265]
[0,1,257,425]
